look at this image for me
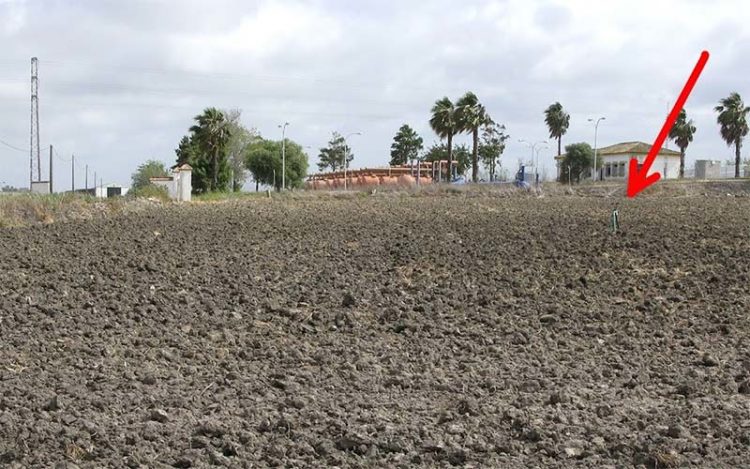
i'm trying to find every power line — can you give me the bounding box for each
[0,77,422,110]
[53,146,71,162]
[38,58,429,92]
[0,137,27,153]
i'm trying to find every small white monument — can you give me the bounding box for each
[150,164,192,202]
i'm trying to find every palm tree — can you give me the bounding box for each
[715,92,750,178]
[668,109,696,178]
[190,107,230,191]
[429,97,459,181]
[456,92,492,183]
[544,102,570,157]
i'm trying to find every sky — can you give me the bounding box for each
[0,0,749,189]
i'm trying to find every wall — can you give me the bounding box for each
[94,185,129,198]
[149,168,191,202]
[30,181,50,194]
[151,179,177,199]
[177,169,192,202]
[601,154,681,179]
[695,160,721,179]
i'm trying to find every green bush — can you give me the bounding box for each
[128,184,171,202]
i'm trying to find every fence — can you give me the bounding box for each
[690,163,749,179]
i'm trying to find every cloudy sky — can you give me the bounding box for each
[0,0,748,189]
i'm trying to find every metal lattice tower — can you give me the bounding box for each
[30,57,41,186]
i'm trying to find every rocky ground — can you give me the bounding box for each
[1,194,749,468]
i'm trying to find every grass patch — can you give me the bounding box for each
[193,190,270,202]
[0,193,128,228]
[127,184,171,202]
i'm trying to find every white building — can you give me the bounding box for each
[556,141,682,180]
[94,184,129,198]
[150,164,192,202]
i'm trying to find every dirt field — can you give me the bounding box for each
[1,194,749,468]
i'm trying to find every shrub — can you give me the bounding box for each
[128,184,170,202]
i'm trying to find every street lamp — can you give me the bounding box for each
[342,132,362,190]
[278,122,289,190]
[588,117,606,181]
[519,139,548,186]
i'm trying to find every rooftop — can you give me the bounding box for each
[555,141,681,160]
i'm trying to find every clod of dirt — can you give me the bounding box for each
[149,409,169,423]
[208,450,230,466]
[511,331,529,345]
[194,419,225,438]
[539,314,557,325]
[42,395,60,412]
[55,463,80,469]
[563,444,584,458]
[548,391,570,405]
[701,353,719,367]
[172,458,193,468]
[446,424,464,435]
[666,424,687,439]
[222,441,239,457]
[737,380,750,395]
[645,450,681,468]
[520,380,541,393]
[190,436,209,449]
[140,375,157,385]
[142,421,161,441]
[675,383,694,397]
[457,399,477,416]
[342,293,357,308]
[446,449,467,466]
[335,435,368,454]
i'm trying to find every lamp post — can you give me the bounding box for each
[278,122,289,190]
[342,132,362,190]
[519,139,548,186]
[534,145,549,186]
[588,117,606,181]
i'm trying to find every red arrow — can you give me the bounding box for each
[627,51,710,197]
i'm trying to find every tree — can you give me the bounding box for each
[715,92,750,178]
[423,143,471,177]
[544,102,570,157]
[429,97,460,181]
[668,109,696,179]
[390,124,424,166]
[245,139,309,191]
[174,108,233,193]
[224,109,260,191]
[478,122,509,182]
[317,132,351,172]
[131,160,168,190]
[561,142,593,184]
[189,107,232,191]
[175,134,213,194]
[456,91,492,183]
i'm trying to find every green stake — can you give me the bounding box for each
[611,208,620,233]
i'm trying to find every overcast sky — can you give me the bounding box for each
[1,0,749,189]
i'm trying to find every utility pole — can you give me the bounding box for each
[85,164,89,191]
[279,122,289,190]
[588,117,606,181]
[49,145,53,194]
[93,171,97,197]
[71,154,75,192]
[519,139,548,187]
[343,132,362,190]
[30,57,41,188]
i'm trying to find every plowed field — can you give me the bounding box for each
[1,195,749,468]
